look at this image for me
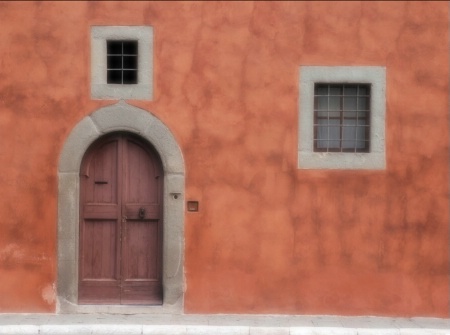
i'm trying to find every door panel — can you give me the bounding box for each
[124,221,159,280]
[81,220,118,280]
[124,138,160,204]
[79,133,163,305]
[83,204,119,220]
[84,140,119,204]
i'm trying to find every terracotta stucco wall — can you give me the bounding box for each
[0,1,448,316]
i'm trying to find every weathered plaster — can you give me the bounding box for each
[57,101,185,314]
[0,1,448,316]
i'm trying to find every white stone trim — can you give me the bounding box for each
[1,314,449,334]
[91,26,153,100]
[3,324,450,335]
[298,66,386,170]
[57,101,184,314]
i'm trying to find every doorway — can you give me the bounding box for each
[78,133,163,305]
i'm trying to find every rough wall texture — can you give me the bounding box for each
[0,1,448,316]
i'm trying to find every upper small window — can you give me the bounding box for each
[298,66,386,170]
[314,83,370,153]
[91,26,153,100]
[107,40,138,84]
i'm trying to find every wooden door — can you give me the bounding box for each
[79,133,163,305]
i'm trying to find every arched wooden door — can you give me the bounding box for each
[78,133,163,305]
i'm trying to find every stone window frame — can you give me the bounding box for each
[91,26,153,100]
[57,102,184,314]
[298,66,386,170]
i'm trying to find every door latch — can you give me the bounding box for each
[139,207,146,219]
[121,215,127,223]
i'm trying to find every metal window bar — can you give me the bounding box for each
[314,84,370,153]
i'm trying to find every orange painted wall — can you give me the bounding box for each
[0,1,448,316]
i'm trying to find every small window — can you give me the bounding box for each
[298,66,386,170]
[314,84,370,153]
[91,26,153,100]
[107,40,138,84]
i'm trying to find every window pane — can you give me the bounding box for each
[316,140,328,149]
[123,41,138,55]
[328,118,340,126]
[315,118,328,126]
[316,125,328,140]
[359,86,370,95]
[329,96,340,111]
[107,70,122,84]
[356,126,366,141]
[344,85,357,95]
[315,85,328,95]
[107,56,122,69]
[123,56,137,69]
[358,97,369,111]
[328,139,340,149]
[328,111,340,118]
[343,126,357,141]
[315,96,328,110]
[329,85,342,95]
[329,126,340,141]
[328,119,341,127]
[343,96,357,110]
[357,111,368,119]
[357,118,368,126]
[343,119,357,126]
[356,140,367,149]
[343,111,357,118]
[342,140,356,149]
[107,41,122,54]
[316,117,339,126]
[123,70,138,84]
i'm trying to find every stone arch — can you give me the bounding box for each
[57,101,184,313]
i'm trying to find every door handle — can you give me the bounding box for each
[139,207,146,219]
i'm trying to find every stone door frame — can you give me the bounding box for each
[57,101,185,314]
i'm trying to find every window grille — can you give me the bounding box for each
[107,40,138,84]
[314,84,370,152]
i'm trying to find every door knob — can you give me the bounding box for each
[139,207,145,219]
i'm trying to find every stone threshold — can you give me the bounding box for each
[1,314,450,334]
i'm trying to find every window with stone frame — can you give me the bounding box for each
[91,26,153,100]
[298,66,386,170]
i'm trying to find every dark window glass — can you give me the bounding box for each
[107,40,138,84]
[123,56,137,69]
[107,56,122,69]
[123,70,138,84]
[107,70,122,84]
[123,41,138,55]
[107,41,123,54]
[314,84,371,153]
